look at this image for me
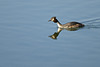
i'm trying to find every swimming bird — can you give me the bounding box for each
[48,17,84,28]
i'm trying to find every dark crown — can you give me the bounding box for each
[50,17,58,23]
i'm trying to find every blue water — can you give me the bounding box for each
[0,0,100,67]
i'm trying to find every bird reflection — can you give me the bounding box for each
[49,28,62,39]
[49,27,81,39]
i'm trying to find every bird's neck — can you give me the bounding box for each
[57,22,62,27]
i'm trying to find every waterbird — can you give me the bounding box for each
[48,17,85,28]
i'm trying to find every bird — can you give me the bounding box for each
[48,17,85,28]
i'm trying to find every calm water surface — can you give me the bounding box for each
[0,0,100,67]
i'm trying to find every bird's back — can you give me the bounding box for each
[62,22,84,28]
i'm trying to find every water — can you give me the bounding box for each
[0,0,100,67]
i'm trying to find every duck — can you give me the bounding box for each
[48,17,85,28]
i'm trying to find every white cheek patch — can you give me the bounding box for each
[52,18,54,21]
